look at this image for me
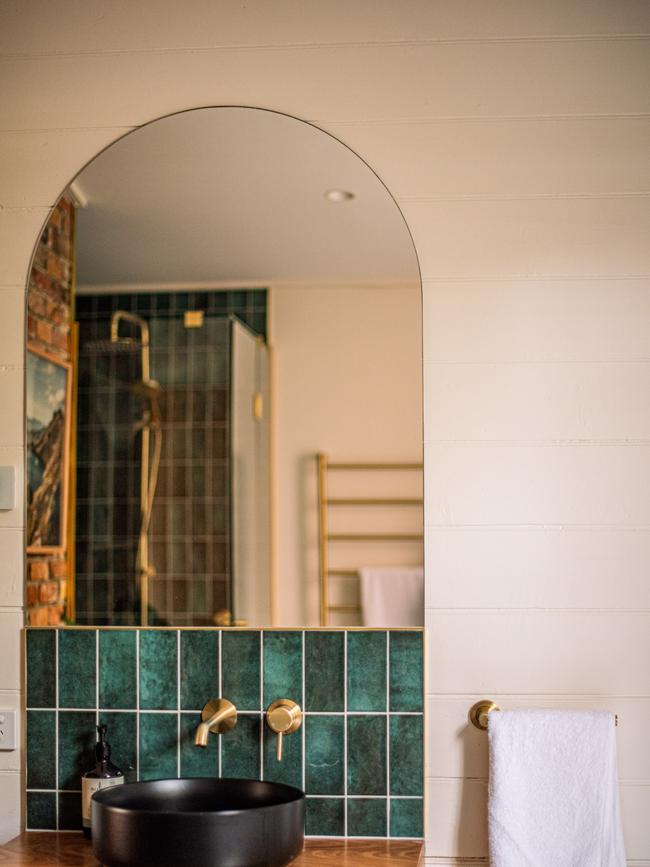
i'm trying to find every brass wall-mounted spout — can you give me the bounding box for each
[195,698,237,747]
[265,699,302,761]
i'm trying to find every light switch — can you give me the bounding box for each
[0,467,15,510]
[0,709,17,750]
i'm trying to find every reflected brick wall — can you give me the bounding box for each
[26,195,74,626]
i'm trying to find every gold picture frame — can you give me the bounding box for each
[26,343,72,554]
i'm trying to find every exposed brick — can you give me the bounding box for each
[50,559,68,579]
[46,252,67,283]
[29,607,50,626]
[26,584,39,607]
[47,605,64,626]
[28,292,47,316]
[53,327,69,352]
[31,268,50,293]
[39,581,59,605]
[27,315,37,339]
[55,235,70,259]
[36,319,53,345]
[30,561,49,581]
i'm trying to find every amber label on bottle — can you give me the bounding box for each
[82,775,124,825]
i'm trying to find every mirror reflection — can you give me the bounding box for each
[25,107,423,628]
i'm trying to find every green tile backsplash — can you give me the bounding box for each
[305,631,344,712]
[24,627,423,839]
[58,631,95,708]
[347,631,387,712]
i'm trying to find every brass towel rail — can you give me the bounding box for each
[317,453,423,625]
[468,699,619,730]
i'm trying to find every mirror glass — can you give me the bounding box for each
[25,107,422,628]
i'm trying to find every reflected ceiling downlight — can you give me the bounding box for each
[324,188,355,202]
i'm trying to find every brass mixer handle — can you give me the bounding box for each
[265,699,302,763]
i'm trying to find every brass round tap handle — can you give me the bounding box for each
[266,699,302,762]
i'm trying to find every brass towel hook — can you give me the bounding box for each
[469,700,501,730]
[468,699,619,730]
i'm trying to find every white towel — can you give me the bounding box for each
[488,709,626,867]
[359,566,424,627]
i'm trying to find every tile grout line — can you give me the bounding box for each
[55,630,59,830]
[304,794,423,800]
[218,629,222,778]
[386,631,391,837]
[259,629,264,780]
[135,631,140,781]
[176,630,181,779]
[95,630,99,729]
[25,707,419,716]
[301,631,306,795]
[343,630,348,837]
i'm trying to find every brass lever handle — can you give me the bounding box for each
[265,699,302,762]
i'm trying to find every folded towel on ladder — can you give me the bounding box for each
[488,709,626,867]
[359,566,424,626]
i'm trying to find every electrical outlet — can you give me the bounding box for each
[0,709,17,750]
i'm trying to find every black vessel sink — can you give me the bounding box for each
[91,777,305,867]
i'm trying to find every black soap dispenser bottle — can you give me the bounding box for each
[82,724,124,837]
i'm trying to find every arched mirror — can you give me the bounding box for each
[24,106,423,628]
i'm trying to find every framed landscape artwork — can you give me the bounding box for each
[26,344,72,553]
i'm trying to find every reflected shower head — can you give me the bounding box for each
[83,338,141,353]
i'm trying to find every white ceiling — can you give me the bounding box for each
[74,107,419,291]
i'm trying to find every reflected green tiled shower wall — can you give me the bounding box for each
[74,289,267,626]
[25,628,423,839]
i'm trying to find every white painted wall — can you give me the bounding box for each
[270,285,423,625]
[1,2,649,859]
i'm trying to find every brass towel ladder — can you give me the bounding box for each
[316,453,423,626]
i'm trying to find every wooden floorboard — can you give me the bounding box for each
[0,833,423,865]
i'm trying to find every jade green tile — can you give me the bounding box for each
[390,798,423,838]
[139,631,177,710]
[222,714,261,779]
[26,711,56,789]
[26,792,56,830]
[305,716,344,795]
[139,712,178,781]
[305,798,344,836]
[58,630,96,708]
[347,798,387,837]
[180,712,218,777]
[305,632,343,712]
[347,716,386,795]
[180,631,218,710]
[221,631,260,710]
[99,630,136,709]
[347,632,386,712]
[59,711,96,790]
[100,711,137,783]
[389,716,423,796]
[26,629,56,708]
[262,632,302,707]
[58,791,82,830]
[263,723,301,789]
[389,632,423,712]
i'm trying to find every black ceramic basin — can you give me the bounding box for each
[91,777,305,867]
